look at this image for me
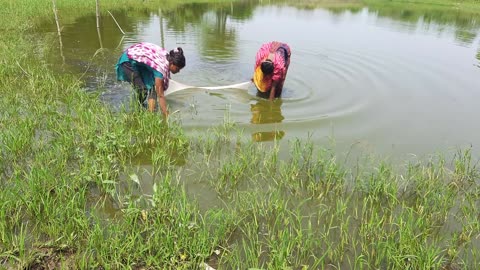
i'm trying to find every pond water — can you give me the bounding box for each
[41,1,480,162]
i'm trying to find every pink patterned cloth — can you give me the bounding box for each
[127,42,170,89]
[255,41,290,83]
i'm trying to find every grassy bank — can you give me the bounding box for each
[1,0,480,269]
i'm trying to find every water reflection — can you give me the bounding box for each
[161,3,209,32]
[454,29,477,46]
[365,3,480,45]
[159,2,255,61]
[41,1,480,77]
[38,0,480,158]
[40,10,139,83]
[477,49,480,68]
[199,10,237,60]
[61,12,135,52]
[250,99,285,142]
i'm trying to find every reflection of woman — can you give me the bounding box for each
[253,41,291,100]
[116,42,186,116]
[250,99,285,142]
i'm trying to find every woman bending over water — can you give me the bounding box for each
[116,42,186,116]
[253,41,291,100]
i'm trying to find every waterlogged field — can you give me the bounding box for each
[1,0,480,269]
[36,0,480,162]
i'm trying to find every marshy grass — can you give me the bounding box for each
[143,118,479,268]
[1,0,480,269]
[181,129,479,269]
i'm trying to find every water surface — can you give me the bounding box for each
[41,1,480,161]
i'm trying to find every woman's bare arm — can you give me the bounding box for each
[154,77,168,116]
[269,81,278,101]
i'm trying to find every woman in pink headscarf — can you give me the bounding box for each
[253,41,291,100]
[116,42,186,116]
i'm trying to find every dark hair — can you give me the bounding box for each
[261,60,274,75]
[168,47,186,68]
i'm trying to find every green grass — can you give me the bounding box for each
[364,0,480,7]
[271,0,480,14]
[1,0,480,268]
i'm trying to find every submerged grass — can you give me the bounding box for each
[1,0,480,269]
[187,131,480,269]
